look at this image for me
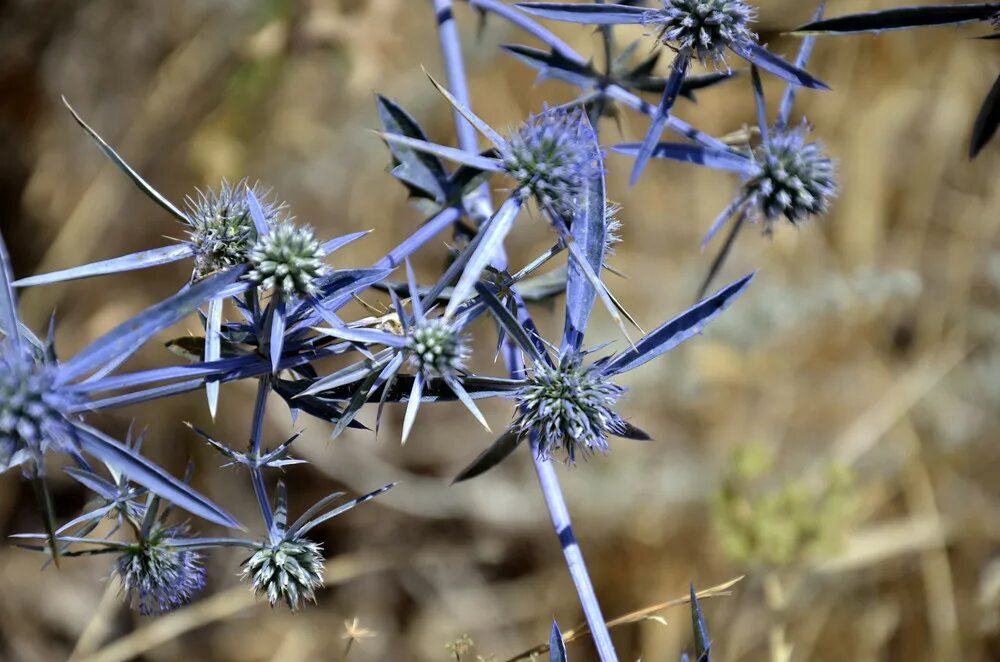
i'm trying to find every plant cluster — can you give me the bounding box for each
[1,1,994,659]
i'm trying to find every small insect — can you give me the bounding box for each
[350,295,405,336]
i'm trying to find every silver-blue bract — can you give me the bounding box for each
[645,0,757,67]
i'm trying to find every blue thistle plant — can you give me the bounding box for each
[614,9,838,298]
[376,89,637,343]
[240,481,394,610]
[453,271,754,481]
[309,260,488,442]
[517,0,829,184]
[242,535,325,611]
[0,227,240,540]
[744,121,837,231]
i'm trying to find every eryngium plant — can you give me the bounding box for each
[14,0,970,656]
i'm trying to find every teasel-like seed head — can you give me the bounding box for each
[241,536,325,611]
[645,0,757,68]
[503,106,600,222]
[113,525,206,615]
[0,345,74,471]
[406,318,470,380]
[744,122,838,231]
[185,180,285,279]
[248,223,328,298]
[514,353,627,463]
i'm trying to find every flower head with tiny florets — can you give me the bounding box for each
[0,345,76,471]
[185,180,285,280]
[113,524,206,615]
[248,223,328,298]
[406,318,470,380]
[514,353,627,463]
[503,106,601,222]
[644,0,757,68]
[744,122,838,231]
[241,536,325,610]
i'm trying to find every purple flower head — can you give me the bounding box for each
[644,0,758,67]
[744,121,838,230]
[241,536,325,610]
[185,180,285,280]
[513,352,627,464]
[406,317,471,381]
[248,222,328,298]
[113,524,207,615]
[503,106,601,221]
[0,344,78,471]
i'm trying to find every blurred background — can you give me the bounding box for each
[2,0,1000,660]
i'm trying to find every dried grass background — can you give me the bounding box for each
[2,0,1000,660]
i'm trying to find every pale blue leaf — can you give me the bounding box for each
[14,244,194,287]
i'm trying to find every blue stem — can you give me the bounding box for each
[430,2,618,659]
[249,377,274,532]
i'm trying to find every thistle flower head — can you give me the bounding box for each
[241,536,325,610]
[514,353,627,463]
[645,0,757,67]
[0,345,74,471]
[406,318,470,380]
[248,223,328,298]
[185,180,285,280]
[113,525,206,615]
[744,122,838,230]
[503,106,600,221]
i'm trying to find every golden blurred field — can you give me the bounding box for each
[2,0,1000,660]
